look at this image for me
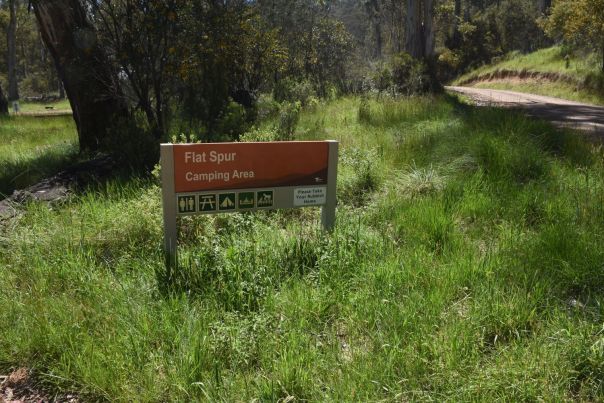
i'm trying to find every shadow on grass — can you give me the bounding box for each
[0,144,79,199]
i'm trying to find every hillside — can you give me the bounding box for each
[453,47,604,105]
[2,97,604,400]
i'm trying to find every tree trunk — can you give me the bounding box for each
[452,0,462,45]
[405,0,423,58]
[0,86,8,115]
[539,0,552,13]
[8,0,19,102]
[405,0,434,59]
[58,78,65,99]
[32,0,129,152]
[423,0,435,59]
[367,0,382,59]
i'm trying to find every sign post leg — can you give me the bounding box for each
[160,144,177,266]
[321,141,339,231]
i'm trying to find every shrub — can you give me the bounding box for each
[273,78,316,105]
[372,66,393,94]
[389,52,431,95]
[214,101,251,139]
[255,94,281,121]
[276,101,301,140]
[101,113,159,170]
[338,147,382,206]
[357,98,372,124]
[240,126,279,142]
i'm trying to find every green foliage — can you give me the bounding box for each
[276,101,301,140]
[255,94,281,121]
[273,78,316,105]
[372,65,393,93]
[3,95,604,401]
[440,10,503,79]
[257,1,353,96]
[101,115,160,170]
[543,0,604,71]
[0,2,58,97]
[338,147,382,206]
[357,97,372,123]
[495,0,546,53]
[239,126,279,142]
[214,101,251,140]
[389,52,432,95]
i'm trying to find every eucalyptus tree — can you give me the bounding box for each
[31,0,130,152]
[405,0,435,59]
[0,85,7,114]
[7,0,17,101]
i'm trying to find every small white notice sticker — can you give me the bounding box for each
[294,187,327,206]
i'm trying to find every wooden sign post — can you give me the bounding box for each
[161,141,339,258]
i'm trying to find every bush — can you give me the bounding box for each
[240,126,279,142]
[338,147,382,206]
[357,98,372,124]
[390,52,431,95]
[372,66,393,94]
[437,49,462,82]
[101,115,159,170]
[255,94,281,121]
[273,78,316,106]
[214,101,251,139]
[276,101,301,140]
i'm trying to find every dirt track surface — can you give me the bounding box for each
[446,86,604,138]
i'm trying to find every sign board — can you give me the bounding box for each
[161,141,339,257]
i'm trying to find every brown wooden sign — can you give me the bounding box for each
[172,142,329,192]
[161,141,339,259]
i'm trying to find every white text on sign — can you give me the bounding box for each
[185,151,237,165]
[185,170,255,184]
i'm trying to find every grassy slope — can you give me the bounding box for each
[0,115,78,197]
[453,46,604,105]
[1,97,604,400]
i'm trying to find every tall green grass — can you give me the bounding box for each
[1,95,604,400]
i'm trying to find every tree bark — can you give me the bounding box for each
[58,77,65,99]
[405,0,434,59]
[367,0,382,59]
[452,0,462,45]
[8,0,19,102]
[0,86,8,115]
[405,0,423,58]
[32,0,129,152]
[423,0,434,59]
[539,0,552,14]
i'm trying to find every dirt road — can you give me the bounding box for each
[445,86,604,138]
